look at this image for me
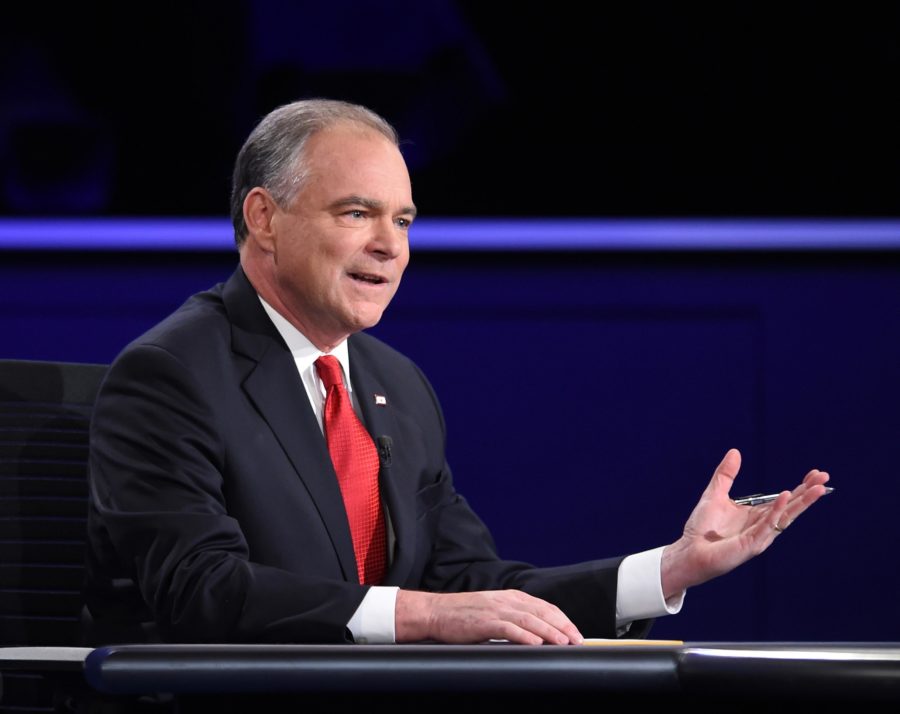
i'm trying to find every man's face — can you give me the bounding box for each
[268,123,415,349]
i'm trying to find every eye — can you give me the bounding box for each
[347,209,366,220]
[395,217,412,229]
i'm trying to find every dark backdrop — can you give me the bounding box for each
[2,2,899,218]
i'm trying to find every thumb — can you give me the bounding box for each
[710,448,742,497]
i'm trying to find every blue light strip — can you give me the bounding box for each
[0,218,899,251]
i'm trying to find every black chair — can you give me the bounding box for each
[0,359,107,711]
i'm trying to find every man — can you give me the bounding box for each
[83,99,830,646]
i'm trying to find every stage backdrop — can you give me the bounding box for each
[2,223,898,642]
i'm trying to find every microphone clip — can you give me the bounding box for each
[376,435,393,468]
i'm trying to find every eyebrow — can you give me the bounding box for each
[331,195,418,219]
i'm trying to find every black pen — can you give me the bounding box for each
[733,487,834,506]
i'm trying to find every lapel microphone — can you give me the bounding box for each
[376,436,393,468]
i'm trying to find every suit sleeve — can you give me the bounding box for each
[88,343,365,643]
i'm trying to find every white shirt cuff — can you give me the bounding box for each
[616,546,684,628]
[346,586,398,644]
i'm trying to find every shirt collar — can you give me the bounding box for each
[257,296,352,391]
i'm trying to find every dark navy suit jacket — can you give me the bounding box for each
[83,267,640,644]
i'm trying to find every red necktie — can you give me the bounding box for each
[314,355,386,585]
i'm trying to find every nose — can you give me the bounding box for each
[368,215,408,261]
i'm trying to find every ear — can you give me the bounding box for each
[243,187,279,254]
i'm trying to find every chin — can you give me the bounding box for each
[358,314,386,331]
[345,307,387,333]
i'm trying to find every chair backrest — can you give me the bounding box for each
[0,359,107,647]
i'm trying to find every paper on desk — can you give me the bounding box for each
[582,638,683,646]
[487,638,682,646]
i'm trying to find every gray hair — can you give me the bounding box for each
[230,98,399,247]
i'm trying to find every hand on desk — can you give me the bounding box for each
[395,589,584,646]
[660,448,830,599]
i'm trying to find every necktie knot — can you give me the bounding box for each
[315,355,344,391]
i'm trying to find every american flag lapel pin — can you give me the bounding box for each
[374,393,387,406]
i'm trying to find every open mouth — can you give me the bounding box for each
[348,271,387,285]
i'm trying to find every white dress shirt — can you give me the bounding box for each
[259,297,683,643]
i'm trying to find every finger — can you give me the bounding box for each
[492,591,582,645]
[796,469,830,492]
[767,480,831,536]
[785,471,830,514]
[500,612,580,646]
[509,592,583,645]
[708,448,742,498]
[767,491,792,534]
[780,481,831,528]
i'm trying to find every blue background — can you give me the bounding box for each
[2,244,897,642]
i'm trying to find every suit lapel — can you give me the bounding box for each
[349,338,416,585]
[223,268,358,583]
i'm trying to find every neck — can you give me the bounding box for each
[240,253,347,353]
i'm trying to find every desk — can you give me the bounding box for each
[3,643,900,712]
